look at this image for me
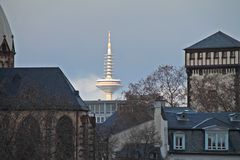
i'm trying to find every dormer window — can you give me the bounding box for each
[229,113,240,122]
[173,132,185,150]
[176,112,189,121]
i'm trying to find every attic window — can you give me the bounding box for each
[176,112,189,121]
[229,113,240,122]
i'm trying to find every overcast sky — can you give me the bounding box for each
[1,0,240,100]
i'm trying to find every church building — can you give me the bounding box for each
[0,5,95,160]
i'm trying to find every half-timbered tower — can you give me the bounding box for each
[185,31,240,109]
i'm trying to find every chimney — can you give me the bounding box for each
[153,96,168,159]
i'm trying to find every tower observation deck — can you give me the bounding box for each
[96,32,121,100]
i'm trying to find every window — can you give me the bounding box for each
[173,132,185,150]
[96,117,100,123]
[190,53,195,60]
[230,51,235,58]
[205,131,228,150]
[214,52,219,59]
[149,152,157,159]
[106,104,111,114]
[198,52,203,59]
[95,105,100,114]
[100,105,104,114]
[89,105,93,113]
[222,51,227,58]
[206,52,211,59]
[199,69,203,75]
[100,117,105,123]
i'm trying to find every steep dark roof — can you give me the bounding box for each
[185,31,240,50]
[164,108,240,130]
[0,67,88,111]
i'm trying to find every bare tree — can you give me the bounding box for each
[117,124,161,160]
[124,65,187,107]
[95,123,119,160]
[190,74,236,112]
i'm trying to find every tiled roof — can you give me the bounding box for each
[185,31,240,50]
[0,67,88,111]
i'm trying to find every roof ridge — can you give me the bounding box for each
[192,117,213,129]
[193,116,237,129]
[185,31,240,50]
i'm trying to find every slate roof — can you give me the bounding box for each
[185,31,240,50]
[100,106,192,135]
[163,108,240,130]
[99,110,153,135]
[0,67,88,111]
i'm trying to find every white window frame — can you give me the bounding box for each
[96,117,100,123]
[100,116,105,123]
[205,130,228,151]
[173,132,185,150]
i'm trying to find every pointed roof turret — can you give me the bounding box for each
[0,5,14,52]
[185,31,240,50]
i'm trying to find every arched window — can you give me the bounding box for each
[56,116,74,160]
[15,115,42,160]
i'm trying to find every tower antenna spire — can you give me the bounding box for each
[105,31,113,79]
[96,32,121,100]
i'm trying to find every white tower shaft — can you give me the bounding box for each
[105,31,113,79]
[96,32,121,100]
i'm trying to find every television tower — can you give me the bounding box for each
[96,32,121,100]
